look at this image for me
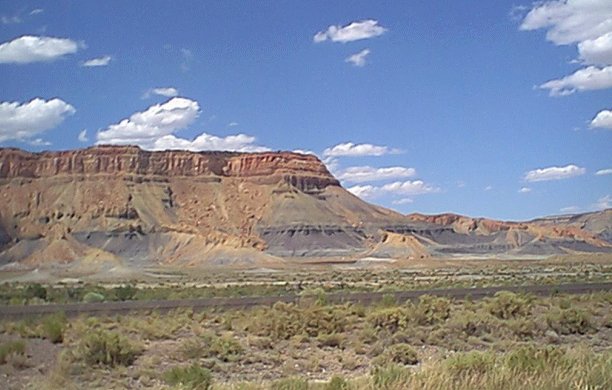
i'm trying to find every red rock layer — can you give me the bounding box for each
[0,146,340,190]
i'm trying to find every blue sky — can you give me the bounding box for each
[0,0,610,220]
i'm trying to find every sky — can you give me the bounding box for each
[0,0,610,221]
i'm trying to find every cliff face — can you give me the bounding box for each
[0,146,610,269]
[0,146,339,192]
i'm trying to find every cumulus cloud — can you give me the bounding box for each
[81,55,111,67]
[578,31,612,65]
[143,87,179,99]
[595,168,612,175]
[524,164,586,182]
[590,109,612,128]
[345,49,370,67]
[336,166,416,183]
[347,185,378,199]
[0,35,80,64]
[97,97,267,152]
[323,142,399,157]
[151,133,269,152]
[520,0,612,46]
[314,19,387,43]
[97,97,200,146]
[381,180,439,195]
[593,194,611,210]
[519,187,532,193]
[292,149,316,155]
[347,180,439,199]
[0,98,75,142]
[520,1,612,100]
[78,129,88,142]
[392,198,414,205]
[539,65,612,96]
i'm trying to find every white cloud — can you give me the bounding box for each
[28,138,51,146]
[143,87,179,99]
[347,184,378,199]
[0,98,75,143]
[97,97,267,152]
[595,168,612,175]
[81,55,111,67]
[314,19,387,43]
[484,185,493,191]
[520,1,612,101]
[560,206,581,213]
[227,122,239,127]
[323,142,399,157]
[0,35,80,64]
[30,9,44,16]
[78,129,88,142]
[392,198,414,205]
[381,180,439,196]
[348,180,439,199]
[292,149,316,155]
[345,49,370,67]
[539,65,612,96]
[590,108,612,128]
[336,166,416,183]
[593,194,611,210]
[578,31,612,65]
[97,97,200,146]
[524,164,586,182]
[180,48,193,72]
[1,15,21,25]
[151,133,269,152]
[519,187,532,193]
[520,0,612,46]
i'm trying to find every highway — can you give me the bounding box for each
[0,282,610,319]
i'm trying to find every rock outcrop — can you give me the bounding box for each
[0,146,610,269]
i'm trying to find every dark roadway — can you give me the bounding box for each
[0,282,610,319]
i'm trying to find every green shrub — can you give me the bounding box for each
[486,291,532,319]
[326,375,349,390]
[373,343,419,366]
[0,340,26,364]
[546,307,592,335]
[180,338,206,359]
[407,295,451,325]
[367,307,407,333]
[387,343,419,365]
[444,351,495,375]
[504,345,566,373]
[248,302,347,340]
[446,309,495,338]
[114,284,137,301]
[164,364,213,389]
[184,334,244,362]
[24,283,47,301]
[208,335,243,362]
[42,313,67,343]
[271,377,309,390]
[371,364,411,389]
[317,333,345,348]
[82,292,105,303]
[77,330,142,367]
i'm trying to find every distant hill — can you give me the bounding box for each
[0,146,610,269]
